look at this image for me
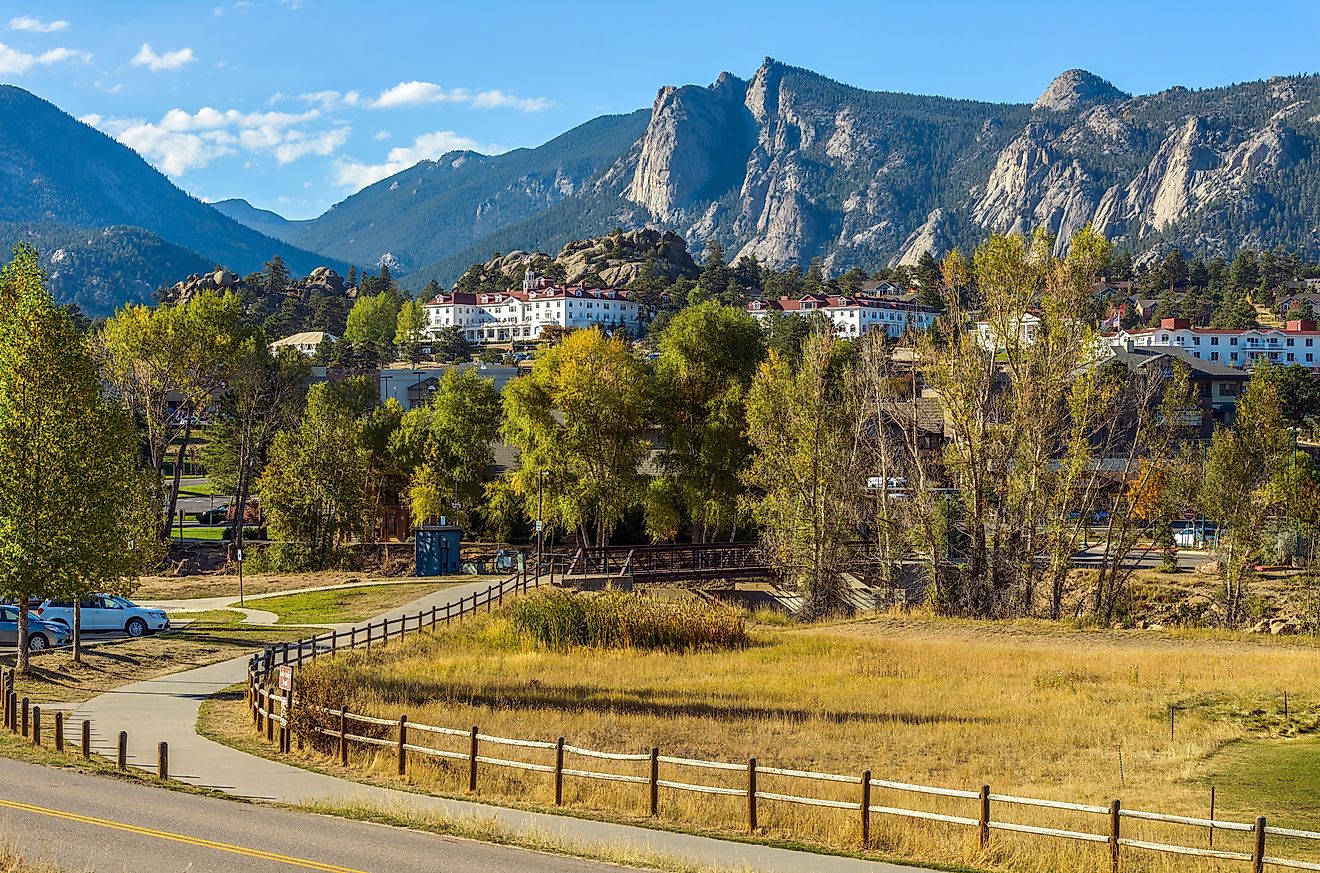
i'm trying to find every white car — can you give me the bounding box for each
[35,595,170,638]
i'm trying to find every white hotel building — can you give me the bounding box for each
[746,293,938,339]
[1104,317,1320,370]
[424,272,642,344]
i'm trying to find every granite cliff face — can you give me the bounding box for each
[603,62,1320,270]
[234,62,1320,287]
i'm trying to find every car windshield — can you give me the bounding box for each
[107,596,136,608]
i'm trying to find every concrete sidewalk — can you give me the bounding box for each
[72,578,922,873]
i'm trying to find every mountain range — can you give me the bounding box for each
[6,59,1320,312]
[0,85,342,314]
[183,60,1320,286]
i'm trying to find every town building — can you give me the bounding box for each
[377,364,519,411]
[746,294,937,339]
[424,270,642,344]
[270,331,336,356]
[1103,317,1320,370]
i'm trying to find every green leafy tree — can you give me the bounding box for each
[257,383,373,569]
[743,333,862,618]
[503,327,651,547]
[99,289,244,538]
[431,325,472,363]
[1201,369,1291,625]
[651,302,764,542]
[0,246,159,670]
[344,293,401,363]
[200,341,311,550]
[394,298,430,365]
[394,369,501,529]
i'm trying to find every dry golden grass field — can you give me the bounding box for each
[214,608,1320,873]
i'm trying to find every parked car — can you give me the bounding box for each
[0,605,70,651]
[35,595,170,638]
[195,505,232,525]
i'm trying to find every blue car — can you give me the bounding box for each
[0,604,71,652]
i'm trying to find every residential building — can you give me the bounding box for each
[746,294,937,339]
[1100,345,1250,432]
[1104,317,1320,371]
[270,331,335,356]
[972,312,1043,351]
[424,270,642,344]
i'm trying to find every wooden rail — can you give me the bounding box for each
[248,645,1320,872]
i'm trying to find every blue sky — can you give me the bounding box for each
[4,0,1319,219]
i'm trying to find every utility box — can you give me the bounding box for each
[415,525,462,576]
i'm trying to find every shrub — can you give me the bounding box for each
[506,590,747,652]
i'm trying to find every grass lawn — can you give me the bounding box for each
[173,526,229,541]
[175,479,223,498]
[205,609,1320,873]
[133,569,495,601]
[2,618,307,704]
[256,582,459,625]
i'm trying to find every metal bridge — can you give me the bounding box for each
[562,542,773,584]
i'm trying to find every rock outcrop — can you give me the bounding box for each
[1032,69,1128,113]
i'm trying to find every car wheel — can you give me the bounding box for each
[27,634,48,652]
[125,618,147,638]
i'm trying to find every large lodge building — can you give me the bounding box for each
[424,269,642,344]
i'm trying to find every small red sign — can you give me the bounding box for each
[1183,509,1197,520]
[277,665,293,692]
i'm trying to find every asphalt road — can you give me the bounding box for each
[0,758,627,873]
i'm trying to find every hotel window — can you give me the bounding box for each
[1211,336,1218,346]
[1210,352,1219,361]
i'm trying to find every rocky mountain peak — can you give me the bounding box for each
[1033,69,1128,113]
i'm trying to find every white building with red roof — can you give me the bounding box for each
[1103,317,1320,370]
[745,293,937,339]
[424,270,642,344]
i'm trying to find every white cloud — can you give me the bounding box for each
[131,43,195,72]
[470,89,552,111]
[369,80,550,112]
[332,130,496,190]
[372,130,391,141]
[8,16,69,33]
[85,104,348,177]
[0,42,87,74]
[297,89,359,110]
[273,126,350,164]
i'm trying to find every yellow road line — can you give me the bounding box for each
[0,797,368,872]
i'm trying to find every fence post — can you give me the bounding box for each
[1253,817,1266,873]
[430,605,437,628]
[554,737,565,806]
[158,742,168,780]
[861,770,871,848]
[331,630,338,656]
[31,706,40,746]
[366,622,372,651]
[255,685,264,731]
[117,731,127,770]
[350,626,357,648]
[747,757,757,834]
[20,697,28,737]
[468,725,479,793]
[81,720,90,759]
[650,747,660,816]
[339,706,348,766]
[979,784,991,848]
[1109,800,1121,873]
[54,712,63,752]
[6,692,13,734]
[397,715,407,777]
[283,684,294,753]
[265,689,274,743]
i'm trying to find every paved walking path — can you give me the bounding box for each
[71,578,922,873]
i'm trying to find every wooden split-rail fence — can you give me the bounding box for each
[249,573,1320,873]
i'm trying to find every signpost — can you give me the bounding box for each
[237,548,245,607]
[277,665,293,693]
